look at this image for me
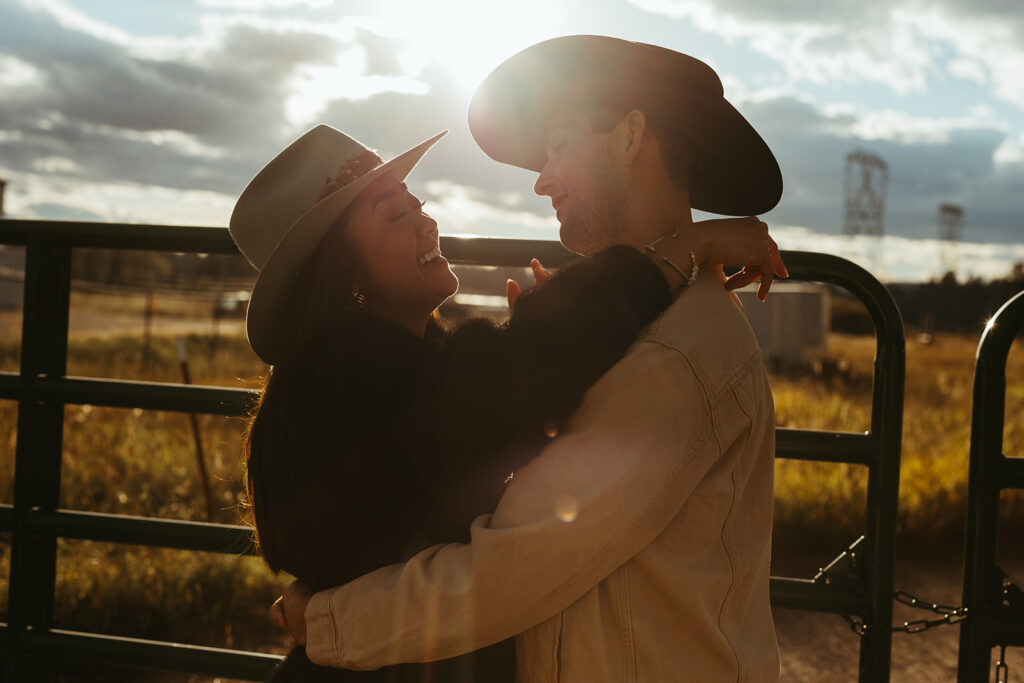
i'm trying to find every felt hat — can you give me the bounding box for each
[469,35,781,216]
[229,125,446,364]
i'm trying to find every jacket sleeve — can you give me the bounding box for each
[304,340,730,669]
[421,245,671,497]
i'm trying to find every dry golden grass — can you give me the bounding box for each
[0,331,285,660]
[772,332,1024,551]
[0,318,1021,675]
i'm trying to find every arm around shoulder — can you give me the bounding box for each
[305,340,726,668]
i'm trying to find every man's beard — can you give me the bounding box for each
[559,164,627,256]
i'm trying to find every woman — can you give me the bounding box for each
[230,125,784,682]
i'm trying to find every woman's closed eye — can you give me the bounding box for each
[390,199,426,223]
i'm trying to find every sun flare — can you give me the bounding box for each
[374,0,567,92]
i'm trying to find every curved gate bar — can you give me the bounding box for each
[766,251,906,683]
[958,289,1024,682]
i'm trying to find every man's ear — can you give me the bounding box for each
[622,110,647,165]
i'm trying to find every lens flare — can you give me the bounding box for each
[555,494,578,523]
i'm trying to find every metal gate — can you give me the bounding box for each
[763,252,904,683]
[958,289,1024,682]
[0,220,904,681]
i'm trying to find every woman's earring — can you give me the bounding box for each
[350,290,367,309]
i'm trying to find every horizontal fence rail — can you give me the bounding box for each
[19,628,283,681]
[0,219,904,682]
[958,289,1024,682]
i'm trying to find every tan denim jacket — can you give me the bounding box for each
[306,269,780,682]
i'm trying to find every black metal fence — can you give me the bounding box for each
[0,219,906,681]
[958,289,1024,682]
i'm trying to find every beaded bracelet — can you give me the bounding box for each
[642,227,700,287]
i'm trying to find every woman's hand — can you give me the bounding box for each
[696,216,788,301]
[270,580,313,646]
[654,216,787,300]
[507,258,554,313]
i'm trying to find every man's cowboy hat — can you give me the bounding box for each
[229,125,446,365]
[468,35,782,216]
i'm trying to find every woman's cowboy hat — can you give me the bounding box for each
[229,125,446,365]
[468,35,782,216]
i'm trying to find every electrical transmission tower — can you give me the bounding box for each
[843,151,889,276]
[843,151,888,236]
[938,203,965,278]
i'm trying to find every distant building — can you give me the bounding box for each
[735,282,830,366]
[0,245,24,310]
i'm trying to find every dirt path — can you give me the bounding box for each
[775,547,1024,682]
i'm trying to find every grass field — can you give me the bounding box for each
[772,331,1024,555]
[0,295,1022,677]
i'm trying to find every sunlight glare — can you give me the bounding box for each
[374,0,567,92]
[285,45,429,126]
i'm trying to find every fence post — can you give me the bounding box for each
[7,236,72,681]
[958,290,1024,682]
[861,306,905,682]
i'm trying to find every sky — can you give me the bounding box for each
[1,0,1023,282]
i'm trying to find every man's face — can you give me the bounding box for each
[533,111,629,255]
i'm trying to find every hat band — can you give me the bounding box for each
[316,148,385,203]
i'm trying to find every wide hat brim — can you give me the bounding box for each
[469,35,782,216]
[246,131,446,365]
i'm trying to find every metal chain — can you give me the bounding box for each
[822,541,1017,680]
[840,589,970,637]
[841,613,868,637]
[844,593,1011,681]
[892,590,969,634]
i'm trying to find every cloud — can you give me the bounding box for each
[0,1,384,203]
[629,0,937,94]
[0,0,1020,285]
[0,0,551,233]
[196,0,335,8]
[1,166,237,227]
[629,0,1024,109]
[849,108,1007,144]
[737,93,1023,244]
[772,224,1024,282]
[947,57,987,84]
[422,180,557,237]
[315,64,547,202]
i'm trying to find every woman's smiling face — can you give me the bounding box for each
[344,172,458,334]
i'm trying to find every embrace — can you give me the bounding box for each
[229,36,787,682]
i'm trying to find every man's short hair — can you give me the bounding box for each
[578,102,695,193]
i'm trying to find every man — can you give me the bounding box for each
[277,35,784,681]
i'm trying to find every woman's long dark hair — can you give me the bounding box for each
[243,203,443,579]
[244,205,365,577]
[243,208,379,681]
[242,205,455,682]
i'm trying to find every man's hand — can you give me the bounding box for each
[270,580,313,646]
[507,258,554,313]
